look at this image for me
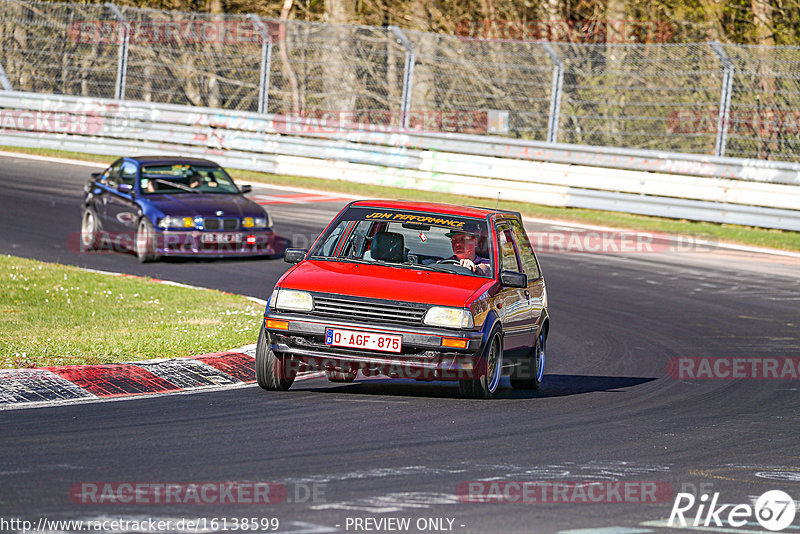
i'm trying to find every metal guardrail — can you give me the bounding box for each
[1,90,799,231]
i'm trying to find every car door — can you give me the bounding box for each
[95,159,123,231]
[105,160,140,235]
[494,221,531,358]
[510,218,544,347]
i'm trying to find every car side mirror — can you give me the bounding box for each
[284,248,307,264]
[500,270,527,288]
[118,183,133,194]
[240,184,252,193]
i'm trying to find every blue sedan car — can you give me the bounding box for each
[81,156,287,262]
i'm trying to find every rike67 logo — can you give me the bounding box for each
[669,490,797,531]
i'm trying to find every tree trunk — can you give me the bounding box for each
[603,0,627,146]
[323,0,357,114]
[207,0,224,108]
[751,0,776,158]
[751,0,774,46]
[278,0,302,113]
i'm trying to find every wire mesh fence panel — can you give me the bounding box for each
[116,6,264,110]
[405,31,554,138]
[553,42,723,153]
[2,0,800,161]
[268,21,406,126]
[0,0,119,98]
[722,44,800,161]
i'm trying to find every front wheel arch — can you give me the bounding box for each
[459,322,504,399]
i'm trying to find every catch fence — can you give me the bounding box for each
[1,0,800,161]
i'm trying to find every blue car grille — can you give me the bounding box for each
[204,218,239,230]
[310,295,428,326]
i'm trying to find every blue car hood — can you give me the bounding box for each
[146,194,263,218]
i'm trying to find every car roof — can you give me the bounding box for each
[128,156,220,167]
[349,199,520,219]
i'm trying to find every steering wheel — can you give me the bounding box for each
[436,258,461,265]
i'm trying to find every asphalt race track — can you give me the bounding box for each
[1,152,800,534]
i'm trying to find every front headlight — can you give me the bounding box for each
[243,216,269,229]
[158,216,195,229]
[423,307,474,329]
[274,289,314,312]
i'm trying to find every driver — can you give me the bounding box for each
[446,224,491,275]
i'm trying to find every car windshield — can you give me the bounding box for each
[140,164,239,194]
[309,206,493,277]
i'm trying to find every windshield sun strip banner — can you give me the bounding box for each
[363,211,467,230]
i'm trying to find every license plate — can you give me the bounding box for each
[325,328,402,353]
[202,233,242,243]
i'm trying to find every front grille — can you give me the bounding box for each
[203,218,239,231]
[310,294,428,326]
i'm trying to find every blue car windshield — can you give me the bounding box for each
[309,207,493,277]
[140,164,239,194]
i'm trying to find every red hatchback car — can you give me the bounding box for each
[257,200,549,398]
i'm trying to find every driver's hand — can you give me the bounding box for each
[459,258,477,272]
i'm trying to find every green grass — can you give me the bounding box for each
[0,255,263,369]
[3,145,799,252]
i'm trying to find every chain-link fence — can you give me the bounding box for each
[2,0,800,161]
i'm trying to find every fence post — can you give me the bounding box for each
[106,2,129,100]
[0,60,13,91]
[710,41,734,157]
[249,15,273,114]
[389,26,415,129]
[541,41,564,144]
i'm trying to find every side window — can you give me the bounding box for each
[119,162,137,187]
[105,160,123,186]
[510,219,541,279]
[497,225,521,272]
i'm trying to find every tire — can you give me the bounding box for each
[80,207,101,251]
[326,370,357,383]
[135,217,159,263]
[511,329,545,390]
[255,324,295,391]
[459,328,503,399]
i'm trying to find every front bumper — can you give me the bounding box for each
[263,312,486,381]
[155,229,285,257]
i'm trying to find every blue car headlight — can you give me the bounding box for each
[158,216,197,229]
